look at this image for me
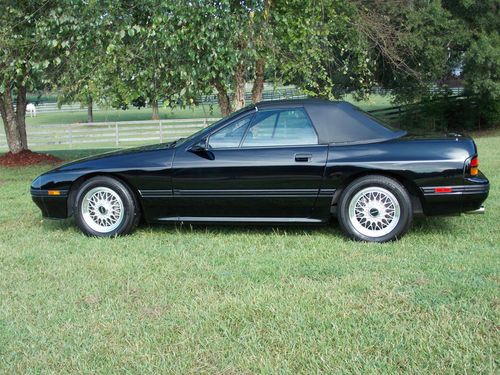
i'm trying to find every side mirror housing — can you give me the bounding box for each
[189,139,214,160]
[190,144,206,153]
[190,139,207,153]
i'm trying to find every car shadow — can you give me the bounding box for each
[409,216,457,235]
[143,221,338,237]
[41,215,457,238]
[41,217,339,237]
[137,216,457,238]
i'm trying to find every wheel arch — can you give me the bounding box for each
[66,172,144,218]
[331,170,424,215]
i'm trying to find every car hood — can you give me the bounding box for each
[45,142,176,174]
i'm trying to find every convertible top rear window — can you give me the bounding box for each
[301,100,406,144]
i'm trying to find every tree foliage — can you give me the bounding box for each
[0,1,108,151]
[100,1,195,119]
[176,0,275,115]
[443,0,499,100]
[272,0,373,98]
[0,0,498,154]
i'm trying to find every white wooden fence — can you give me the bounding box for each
[25,102,98,114]
[0,118,219,150]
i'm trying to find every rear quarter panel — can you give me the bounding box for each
[322,137,476,216]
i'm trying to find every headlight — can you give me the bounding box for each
[31,175,44,189]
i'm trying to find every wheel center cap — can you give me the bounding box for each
[369,207,380,217]
[98,206,107,215]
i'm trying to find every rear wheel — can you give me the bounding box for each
[74,176,140,237]
[337,175,413,242]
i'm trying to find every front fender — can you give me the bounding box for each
[30,147,175,219]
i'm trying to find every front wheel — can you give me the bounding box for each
[74,176,140,237]
[337,175,413,242]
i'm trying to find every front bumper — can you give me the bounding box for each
[31,188,69,219]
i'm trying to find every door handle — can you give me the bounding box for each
[294,153,312,162]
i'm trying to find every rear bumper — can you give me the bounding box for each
[31,188,69,219]
[464,205,485,214]
[420,172,489,216]
[461,174,490,212]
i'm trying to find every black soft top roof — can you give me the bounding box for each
[255,99,406,144]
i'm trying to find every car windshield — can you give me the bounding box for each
[175,106,255,146]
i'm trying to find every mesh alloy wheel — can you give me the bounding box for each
[81,187,125,233]
[348,187,401,238]
[337,175,413,242]
[74,176,140,237]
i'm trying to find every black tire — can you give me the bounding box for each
[337,175,413,242]
[73,176,140,237]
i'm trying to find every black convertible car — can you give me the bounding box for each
[31,99,489,242]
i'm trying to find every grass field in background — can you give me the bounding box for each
[25,94,394,126]
[26,105,222,126]
[0,134,498,373]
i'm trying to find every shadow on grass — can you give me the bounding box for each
[411,216,457,235]
[146,222,338,236]
[41,215,456,238]
[42,217,337,236]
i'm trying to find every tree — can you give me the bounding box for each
[177,1,275,116]
[0,1,108,153]
[177,1,247,116]
[57,46,105,123]
[442,0,499,101]
[354,0,498,125]
[98,1,193,120]
[272,0,373,99]
[447,0,499,125]
[182,0,381,114]
[352,1,464,102]
[58,59,102,123]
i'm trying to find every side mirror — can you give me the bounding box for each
[189,139,215,160]
[190,139,207,153]
[190,143,206,153]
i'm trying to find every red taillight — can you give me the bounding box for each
[470,156,479,176]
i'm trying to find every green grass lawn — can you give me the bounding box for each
[25,94,393,126]
[0,134,498,373]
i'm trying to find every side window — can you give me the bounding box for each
[207,115,252,149]
[242,109,317,147]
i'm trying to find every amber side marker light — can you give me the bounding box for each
[47,190,61,196]
[470,156,479,176]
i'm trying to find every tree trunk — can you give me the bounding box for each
[151,100,160,120]
[214,80,232,116]
[15,84,28,148]
[233,63,246,111]
[251,58,265,103]
[0,85,28,154]
[87,96,93,123]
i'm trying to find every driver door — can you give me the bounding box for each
[171,109,328,220]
